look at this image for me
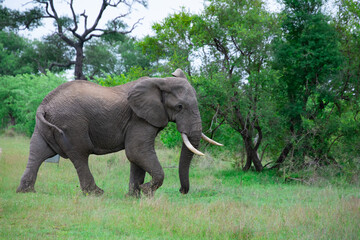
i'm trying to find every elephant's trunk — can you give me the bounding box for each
[179,131,201,194]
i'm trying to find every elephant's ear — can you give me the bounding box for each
[172,68,187,79]
[128,79,169,128]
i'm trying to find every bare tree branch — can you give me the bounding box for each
[48,0,59,25]
[40,0,76,47]
[32,0,146,79]
[42,1,55,18]
[107,0,124,7]
[82,0,108,38]
[80,10,88,30]
[49,61,76,71]
[69,0,78,33]
[85,17,143,41]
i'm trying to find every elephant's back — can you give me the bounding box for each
[39,81,127,129]
[42,81,106,104]
[41,81,121,108]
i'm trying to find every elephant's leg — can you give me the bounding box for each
[125,144,164,197]
[127,162,146,198]
[69,154,104,196]
[138,159,164,197]
[17,129,56,193]
[125,120,165,197]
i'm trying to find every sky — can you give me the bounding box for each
[3,0,206,39]
[3,0,281,40]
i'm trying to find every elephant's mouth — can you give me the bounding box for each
[181,133,223,156]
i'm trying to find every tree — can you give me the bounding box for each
[82,34,150,78]
[190,0,279,171]
[33,0,147,80]
[0,31,75,76]
[335,0,360,101]
[30,34,75,74]
[272,0,342,168]
[116,36,151,73]
[83,38,118,78]
[139,9,195,75]
[0,1,44,75]
[139,0,281,171]
[0,2,43,31]
[329,0,360,161]
[0,31,38,75]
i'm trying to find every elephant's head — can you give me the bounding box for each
[128,69,222,194]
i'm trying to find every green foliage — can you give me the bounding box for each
[92,66,151,87]
[159,122,182,148]
[117,37,151,73]
[31,34,74,74]
[189,0,281,171]
[0,31,72,75]
[138,9,195,74]
[84,36,151,78]
[333,0,360,162]
[272,0,343,165]
[84,39,118,78]
[93,73,131,87]
[0,4,43,31]
[0,73,66,135]
[1,0,360,173]
[0,31,38,75]
[192,0,279,75]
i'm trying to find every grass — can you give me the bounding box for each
[0,135,359,239]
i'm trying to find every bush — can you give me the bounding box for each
[92,66,151,87]
[0,72,66,136]
[159,122,182,148]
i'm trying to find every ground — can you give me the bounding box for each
[0,135,359,239]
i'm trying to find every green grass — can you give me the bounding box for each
[0,135,359,239]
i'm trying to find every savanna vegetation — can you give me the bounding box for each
[1,0,359,239]
[1,136,359,239]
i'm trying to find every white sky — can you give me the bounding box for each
[3,0,281,40]
[3,0,205,39]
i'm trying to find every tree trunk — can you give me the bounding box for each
[272,142,293,169]
[74,44,86,80]
[242,135,263,172]
[232,106,263,172]
[9,113,16,126]
[272,112,302,169]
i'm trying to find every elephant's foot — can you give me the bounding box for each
[140,183,154,198]
[82,185,104,196]
[126,189,141,198]
[16,185,36,193]
[16,178,36,193]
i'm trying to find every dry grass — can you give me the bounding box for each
[0,135,359,239]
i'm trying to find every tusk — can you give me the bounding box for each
[181,133,205,156]
[201,133,224,146]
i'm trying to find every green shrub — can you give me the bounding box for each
[92,66,150,87]
[0,72,66,136]
[159,122,182,148]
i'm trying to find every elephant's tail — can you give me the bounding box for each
[36,107,70,158]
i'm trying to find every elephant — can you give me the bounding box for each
[16,68,222,197]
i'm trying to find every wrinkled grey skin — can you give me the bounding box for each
[16,69,202,197]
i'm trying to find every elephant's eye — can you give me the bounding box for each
[176,104,183,111]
